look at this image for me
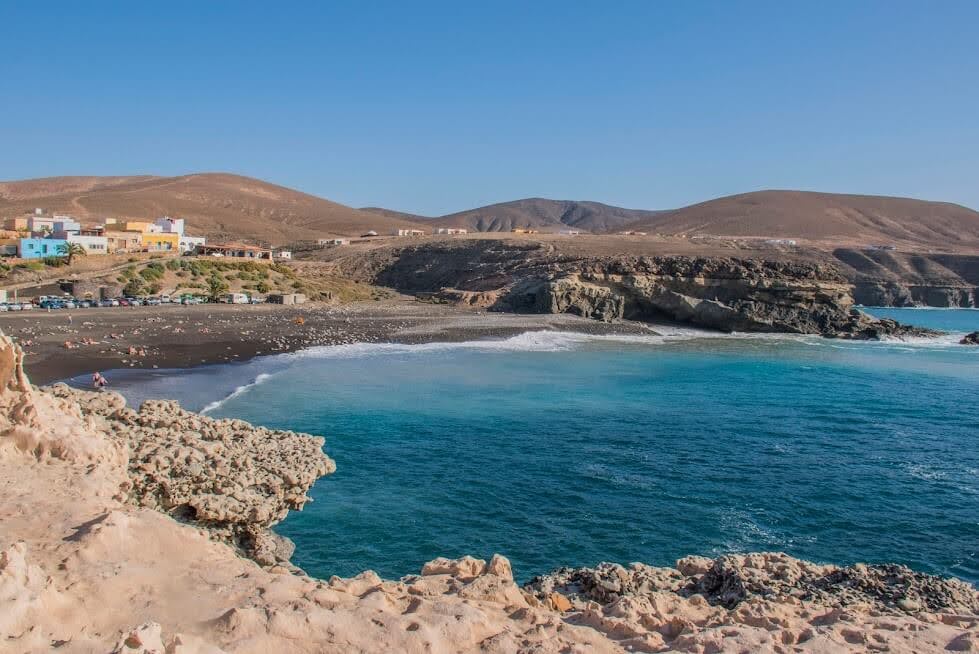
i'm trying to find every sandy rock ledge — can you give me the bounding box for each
[1,332,977,653]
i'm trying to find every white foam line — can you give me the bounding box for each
[200,372,275,414]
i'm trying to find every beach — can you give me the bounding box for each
[0,298,657,384]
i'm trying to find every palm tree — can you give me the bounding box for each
[57,242,87,266]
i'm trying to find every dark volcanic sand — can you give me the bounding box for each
[0,299,655,385]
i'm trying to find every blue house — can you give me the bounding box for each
[19,237,67,259]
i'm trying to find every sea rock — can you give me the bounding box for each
[525,552,979,616]
[961,331,979,345]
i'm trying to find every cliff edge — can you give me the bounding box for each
[1,333,976,653]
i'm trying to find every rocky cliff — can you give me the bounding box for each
[832,249,979,307]
[1,333,977,653]
[349,240,936,338]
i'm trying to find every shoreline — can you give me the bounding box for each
[0,299,658,385]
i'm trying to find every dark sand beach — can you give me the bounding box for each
[0,299,655,385]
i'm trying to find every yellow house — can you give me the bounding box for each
[141,232,180,252]
[124,221,156,233]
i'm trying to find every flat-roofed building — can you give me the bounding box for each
[105,231,142,253]
[140,232,180,252]
[198,243,273,259]
[65,234,108,255]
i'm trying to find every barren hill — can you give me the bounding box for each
[423,198,662,233]
[0,173,421,244]
[625,190,979,250]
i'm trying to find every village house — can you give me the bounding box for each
[199,243,273,259]
[27,215,56,233]
[274,250,292,260]
[64,233,108,254]
[511,227,539,234]
[395,228,426,237]
[154,216,185,234]
[433,227,468,235]
[267,293,306,305]
[179,236,206,253]
[318,238,350,246]
[52,216,81,234]
[2,217,29,231]
[0,239,19,256]
[18,237,67,259]
[141,232,180,252]
[105,231,142,253]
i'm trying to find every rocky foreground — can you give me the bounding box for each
[1,334,977,653]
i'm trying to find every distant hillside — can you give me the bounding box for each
[625,190,979,249]
[0,173,420,244]
[360,207,428,222]
[424,198,662,233]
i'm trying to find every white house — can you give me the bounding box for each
[66,234,109,255]
[52,216,81,233]
[27,216,55,233]
[179,235,206,253]
[155,216,185,234]
[318,238,350,246]
[274,250,292,260]
[395,228,425,236]
[434,227,468,235]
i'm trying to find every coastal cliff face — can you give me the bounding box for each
[1,334,978,652]
[833,249,979,308]
[351,241,934,337]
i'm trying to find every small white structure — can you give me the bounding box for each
[361,230,379,237]
[559,229,582,236]
[319,238,350,246]
[433,227,468,235]
[764,239,797,246]
[395,228,425,236]
[65,234,109,255]
[155,216,185,235]
[221,292,250,304]
[274,250,292,260]
[179,235,206,253]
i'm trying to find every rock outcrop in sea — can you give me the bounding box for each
[1,332,977,652]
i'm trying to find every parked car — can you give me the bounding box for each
[160,294,171,303]
[20,302,34,310]
[65,301,77,309]
[0,304,8,312]
[7,303,21,311]
[145,297,162,306]
[97,299,113,308]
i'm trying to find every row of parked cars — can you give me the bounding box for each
[0,294,210,312]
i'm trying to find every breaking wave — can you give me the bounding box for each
[200,372,275,414]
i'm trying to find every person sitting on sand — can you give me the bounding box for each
[91,372,108,390]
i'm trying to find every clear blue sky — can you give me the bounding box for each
[1,1,977,215]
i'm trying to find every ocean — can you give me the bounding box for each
[99,308,979,584]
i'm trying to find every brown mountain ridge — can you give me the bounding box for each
[3,174,978,250]
[0,173,420,245]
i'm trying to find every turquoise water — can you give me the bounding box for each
[103,309,979,584]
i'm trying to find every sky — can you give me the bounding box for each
[1,1,977,215]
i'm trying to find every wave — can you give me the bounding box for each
[200,372,275,414]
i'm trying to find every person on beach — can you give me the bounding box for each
[92,372,108,390]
